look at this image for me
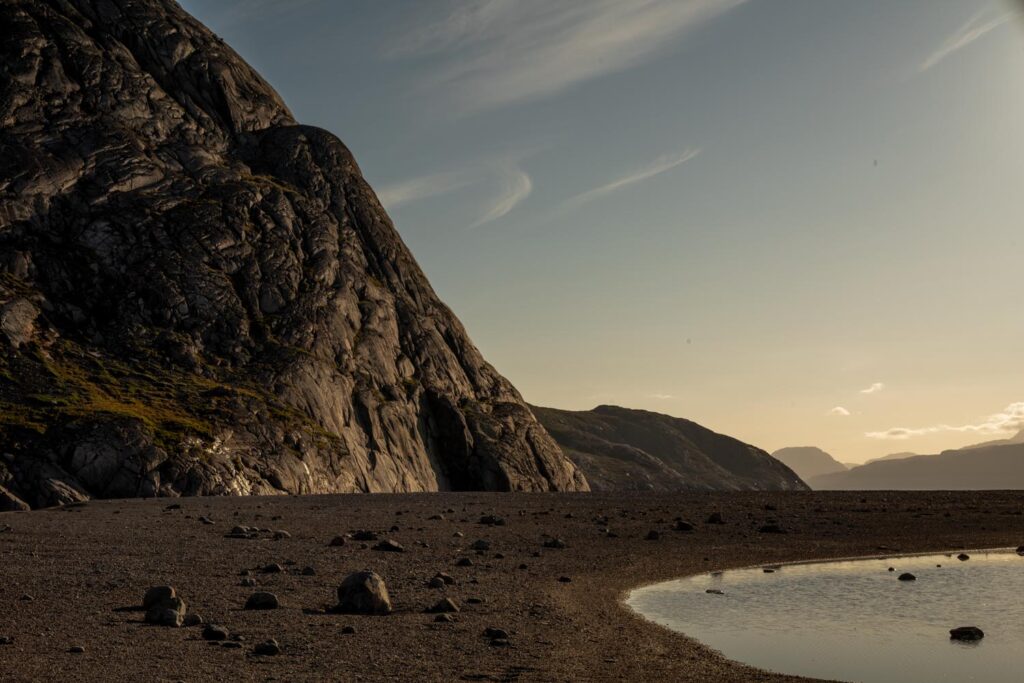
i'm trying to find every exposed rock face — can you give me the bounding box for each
[532,405,808,491]
[0,0,587,507]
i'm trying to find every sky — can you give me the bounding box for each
[180,0,1024,464]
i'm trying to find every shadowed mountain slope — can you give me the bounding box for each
[771,446,848,481]
[0,0,587,509]
[810,442,1024,490]
[531,405,808,491]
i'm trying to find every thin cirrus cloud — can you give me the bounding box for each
[865,401,1024,440]
[390,0,748,114]
[859,382,885,395]
[918,6,1019,73]
[830,406,851,417]
[563,148,701,209]
[376,158,532,228]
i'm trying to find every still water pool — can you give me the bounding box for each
[626,549,1024,682]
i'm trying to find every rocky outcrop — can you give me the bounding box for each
[532,405,807,491]
[0,0,587,507]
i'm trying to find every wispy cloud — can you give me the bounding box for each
[469,166,532,228]
[918,6,1018,73]
[866,402,1024,440]
[391,0,748,113]
[830,406,851,417]
[377,170,474,210]
[649,393,675,400]
[376,156,532,228]
[860,382,885,395]
[563,148,700,208]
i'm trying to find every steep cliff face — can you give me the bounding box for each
[0,0,587,509]
[532,405,807,492]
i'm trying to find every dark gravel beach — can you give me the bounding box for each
[1,491,1021,682]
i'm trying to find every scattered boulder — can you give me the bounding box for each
[471,539,491,551]
[341,625,356,634]
[253,639,281,656]
[336,571,392,615]
[203,625,230,641]
[673,520,695,532]
[949,626,984,641]
[757,523,786,534]
[183,613,203,627]
[706,589,725,595]
[957,553,970,562]
[428,576,446,589]
[456,558,474,567]
[0,636,13,645]
[68,645,85,654]
[427,598,460,614]
[558,576,572,583]
[262,563,284,574]
[898,573,916,582]
[705,512,724,525]
[145,596,187,627]
[329,536,347,547]
[142,586,176,610]
[372,539,404,553]
[434,613,455,623]
[483,627,508,640]
[244,592,279,610]
[1016,545,1024,556]
[352,530,378,542]
[479,515,505,526]
[543,538,567,549]
[645,530,660,541]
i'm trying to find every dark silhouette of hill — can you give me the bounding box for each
[531,405,808,491]
[771,446,848,481]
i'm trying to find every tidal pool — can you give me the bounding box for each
[626,549,1024,683]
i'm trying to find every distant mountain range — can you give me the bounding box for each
[783,430,1024,490]
[532,405,808,492]
[771,447,848,481]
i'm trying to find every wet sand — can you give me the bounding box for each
[1,491,1021,682]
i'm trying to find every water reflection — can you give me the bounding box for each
[626,549,1024,683]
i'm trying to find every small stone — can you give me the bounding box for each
[253,639,281,656]
[645,530,660,541]
[0,636,13,645]
[453,531,464,538]
[466,597,483,604]
[240,577,257,587]
[301,566,316,576]
[471,539,491,551]
[428,577,445,589]
[427,598,460,614]
[372,539,404,553]
[329,536,346,547]
[949,626,984,641]
[198,516,214,525]
[674,520,695,532]
[757,524,786,534]
[273,531,291,540]
[352,530,378,541]
[898,573,916,582]
[957,553,970,562]
[483,627,508,640]
[221,641,242,649]
[203,624,230,641]
[262,563,284,574]
[434,613,455,623]
[543,538,567,549]
[558,576,572,583]
[183,613,203,627]
[705,512,724,525]
[341,625,356,634]
[1016,545,1024,556]
[456,557,474,567]
[706,589,725,595]
[69,645,85,653]
[244,592,279,610]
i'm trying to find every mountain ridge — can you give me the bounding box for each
[0,0,587,509]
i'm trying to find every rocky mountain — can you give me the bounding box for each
[771,446,848,481]
[0,0,588,510]
[531,405,808,491]
[810,442,1024,490]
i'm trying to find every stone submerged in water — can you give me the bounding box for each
[949,626,984,641]
[336,571,392,615]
